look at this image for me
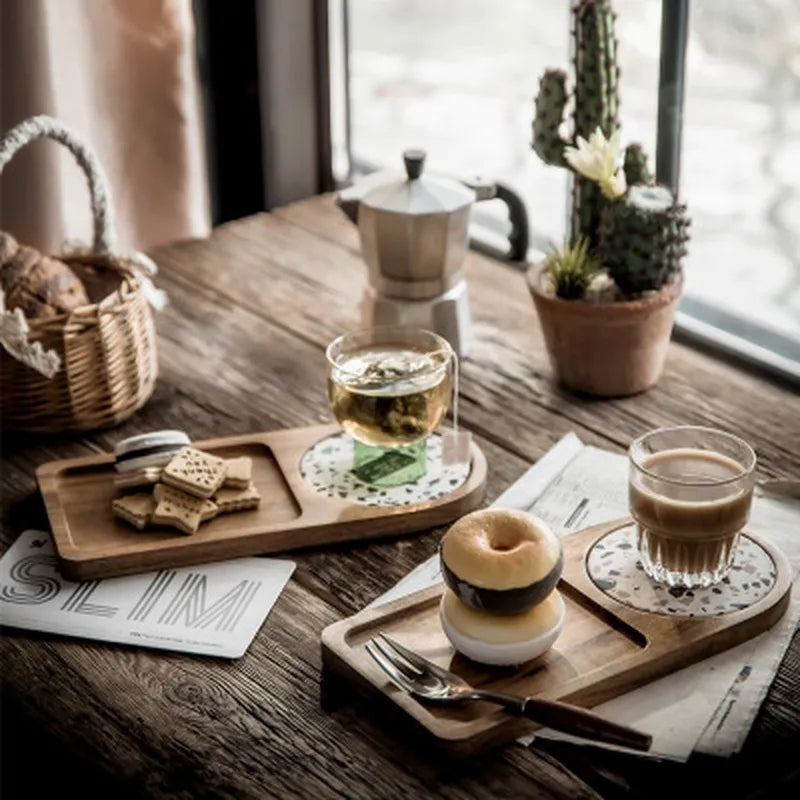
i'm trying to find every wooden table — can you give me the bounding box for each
[2,195,799,799]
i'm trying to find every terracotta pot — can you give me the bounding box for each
[526,262,683,397]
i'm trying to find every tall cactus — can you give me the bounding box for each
[532,0,649,247]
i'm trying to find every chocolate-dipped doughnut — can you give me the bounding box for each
[440,508,563,615]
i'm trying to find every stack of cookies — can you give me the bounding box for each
[111,431,261,535]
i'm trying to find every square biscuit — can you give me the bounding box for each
[152,483,219,534]
[199,498,219,522]
[223,457,252,489]
[214,482,261,513]
[112,493,156,530]
[162,447,227,499]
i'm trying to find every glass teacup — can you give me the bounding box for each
[326,326,454,485]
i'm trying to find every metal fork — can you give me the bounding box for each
[366,633,652,752]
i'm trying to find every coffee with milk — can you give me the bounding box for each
[629,447,754,587]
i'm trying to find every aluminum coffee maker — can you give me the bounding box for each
[336,150,526,357]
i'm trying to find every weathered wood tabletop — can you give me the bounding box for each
[2,195,799,799]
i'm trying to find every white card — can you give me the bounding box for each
[0,530,295,658]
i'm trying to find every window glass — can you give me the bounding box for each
[682,1,800,341]
[347,0,800,353]
[349,0,573,247]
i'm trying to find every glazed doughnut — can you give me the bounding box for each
[440,508,563,614]
[440,588,565,666]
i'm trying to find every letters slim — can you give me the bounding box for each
[1,555,261,632]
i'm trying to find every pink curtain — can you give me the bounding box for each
[0,0,210,254]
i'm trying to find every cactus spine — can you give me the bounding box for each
[532,0,650,246]
[599,186,690,294]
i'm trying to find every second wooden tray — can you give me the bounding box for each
[36,424,486,580]
[321,518,792,757]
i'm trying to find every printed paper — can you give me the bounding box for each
[0,530,295,658]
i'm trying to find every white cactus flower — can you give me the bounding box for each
[564,127,627,199]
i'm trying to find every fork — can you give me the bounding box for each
[366,633,652,752]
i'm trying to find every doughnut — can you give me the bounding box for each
[439,508,563,614]
[439,588,565,666]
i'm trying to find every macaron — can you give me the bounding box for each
[113,466,163,490]
[113,430,191,473]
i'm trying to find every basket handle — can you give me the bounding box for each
[0,115,116,254]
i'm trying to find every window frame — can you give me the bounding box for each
[195,0,334,221]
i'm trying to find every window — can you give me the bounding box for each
[332,0,800,383]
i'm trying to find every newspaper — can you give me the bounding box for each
[369,433,800,761]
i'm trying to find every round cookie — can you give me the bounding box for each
[439,588,565,666]
[114,430,190,473]
[440,508,563,615]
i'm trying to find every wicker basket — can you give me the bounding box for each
[0,116,158,432]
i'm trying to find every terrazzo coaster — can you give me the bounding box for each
[112,493,156,530]
[223,456,253,489]
[586,523,777,618]
[299,432,471,508]
[162,447,227,499]
[214,483,261,513]
[152,483,218,534]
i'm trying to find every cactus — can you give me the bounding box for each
[573,0,619,149]
[623,143,652,186]
[531,0,650,246]
[599,185,691,294]
[532,70,569,167]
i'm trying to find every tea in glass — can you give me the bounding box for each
[326,327,453,484]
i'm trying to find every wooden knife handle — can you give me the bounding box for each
[520,696,652,752]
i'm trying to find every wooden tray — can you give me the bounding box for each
[321,518,792,757]
[36,424,487,581]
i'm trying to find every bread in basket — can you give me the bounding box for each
[0,115,161,432]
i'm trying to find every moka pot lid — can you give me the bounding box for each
[360,149,476,216]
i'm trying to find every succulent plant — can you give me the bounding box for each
[598,185,691,294]
[531,0,650,246]
[544,236,601,300]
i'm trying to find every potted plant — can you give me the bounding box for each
[527,0,690,397]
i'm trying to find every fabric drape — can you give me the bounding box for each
[1,0,210,253]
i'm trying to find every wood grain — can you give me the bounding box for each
[38,425,486,580]
[161,200,800,474]
[2,194,799,799]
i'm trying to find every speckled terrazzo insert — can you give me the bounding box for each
[586,523,777,617]
[299,432,470,507]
